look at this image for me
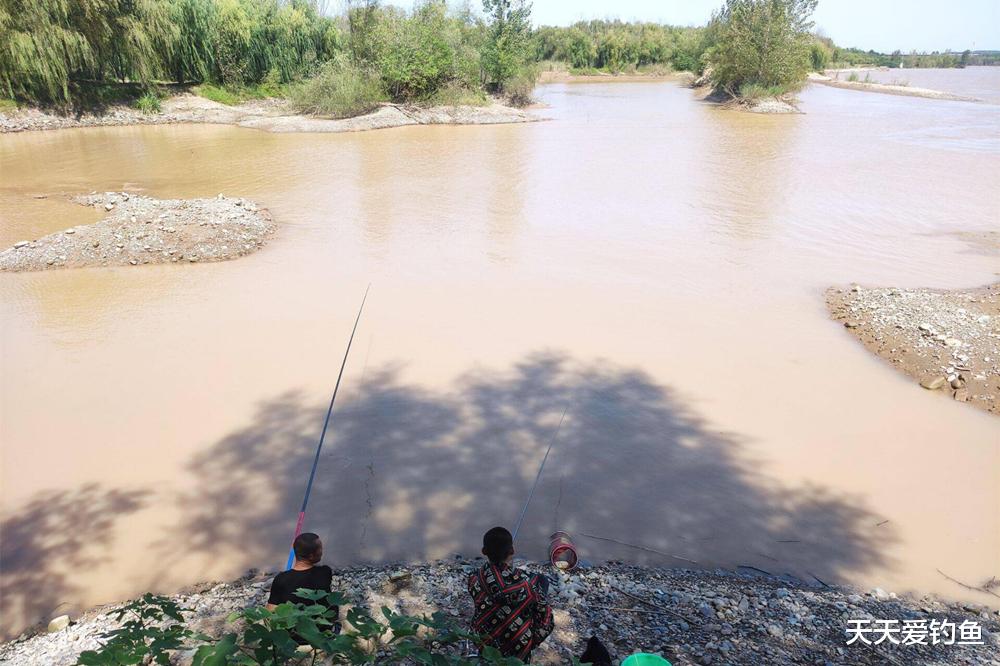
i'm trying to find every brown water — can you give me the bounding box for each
[2,77,999,638]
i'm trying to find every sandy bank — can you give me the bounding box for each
[0,94,538,134]
[808,72,982,103]
[827,281,1000,416]
[2,561,997,665]
[691,84,800,114]
[0,192,274,272]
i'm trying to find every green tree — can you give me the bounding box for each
[480,0,531,92]
[706,0,818,96]
[0,0,176,104]
[376,1,455,99]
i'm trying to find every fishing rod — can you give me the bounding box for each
[512,406,569,541]
[284,285,370,570]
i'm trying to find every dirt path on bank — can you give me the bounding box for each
[0,192,274,271]
[0,94,538,134]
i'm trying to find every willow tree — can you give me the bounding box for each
[0,0,175,104]
[706,0,818,96]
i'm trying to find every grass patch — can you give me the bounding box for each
[289,60,388,118]
[636,63,674,76]
[736,82,792,101]
[135,92,162,114]
[193,83,242,105]
[0,98,17,112]
[426,82,488,107]
[193,78,288,106]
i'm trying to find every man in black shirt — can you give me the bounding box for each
[267,532,339,639]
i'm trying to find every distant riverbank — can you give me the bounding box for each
[809,71,984,103]
[0,93,538,134]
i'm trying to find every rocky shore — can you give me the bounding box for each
[0,192,274,272]
[0,94,537,134]
[2,561,998,665]
[827,282,1000,415]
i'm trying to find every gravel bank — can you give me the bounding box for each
[0,192,274,272]
[2,561,998,665]
[827,283,1000,415]
[0,94,537,134]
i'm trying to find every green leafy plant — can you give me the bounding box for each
[76,594,201,666]
[136,92,162,114]
[76,589,532,665]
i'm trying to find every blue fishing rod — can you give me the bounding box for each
[284,285,370,570]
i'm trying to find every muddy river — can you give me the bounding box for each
[1,74,999,637]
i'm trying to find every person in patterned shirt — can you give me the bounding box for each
[467,526,554,662]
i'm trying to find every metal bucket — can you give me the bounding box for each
[548,531,578,571]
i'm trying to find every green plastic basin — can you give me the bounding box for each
[621,654,672,666]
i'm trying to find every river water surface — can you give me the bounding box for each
[2,75,999,637]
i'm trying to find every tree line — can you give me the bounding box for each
[0,0,536,111]
[3,0,991,112]
[530,0,821,100]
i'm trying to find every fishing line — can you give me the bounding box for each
[512,405,569,541]
[284,284,370,570]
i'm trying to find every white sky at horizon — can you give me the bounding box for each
[373,0,1000,53]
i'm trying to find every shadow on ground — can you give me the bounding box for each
[1,351,894,638]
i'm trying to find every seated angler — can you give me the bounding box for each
[267,532,340,639]
[467,526,554,662]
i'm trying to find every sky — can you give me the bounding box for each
[380,0,1000,53]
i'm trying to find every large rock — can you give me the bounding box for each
[47,615,70,633]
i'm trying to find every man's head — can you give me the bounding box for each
[293,532,323,565]
[482,526,514,565]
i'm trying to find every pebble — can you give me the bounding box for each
[919,376,947,390]
[13,240,29,249]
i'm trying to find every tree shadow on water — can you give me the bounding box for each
[0,484,149,638]
[163,351,893,587]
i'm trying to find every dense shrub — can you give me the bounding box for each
[288,57,387,118]
[374,3,456,100]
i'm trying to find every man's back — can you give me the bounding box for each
[467,562,553,661]
[268,564,334,607]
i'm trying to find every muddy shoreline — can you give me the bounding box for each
[827,282,1000,415]
[0,94,537,134]
[2,561,997,665]
[0,192,274,271]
